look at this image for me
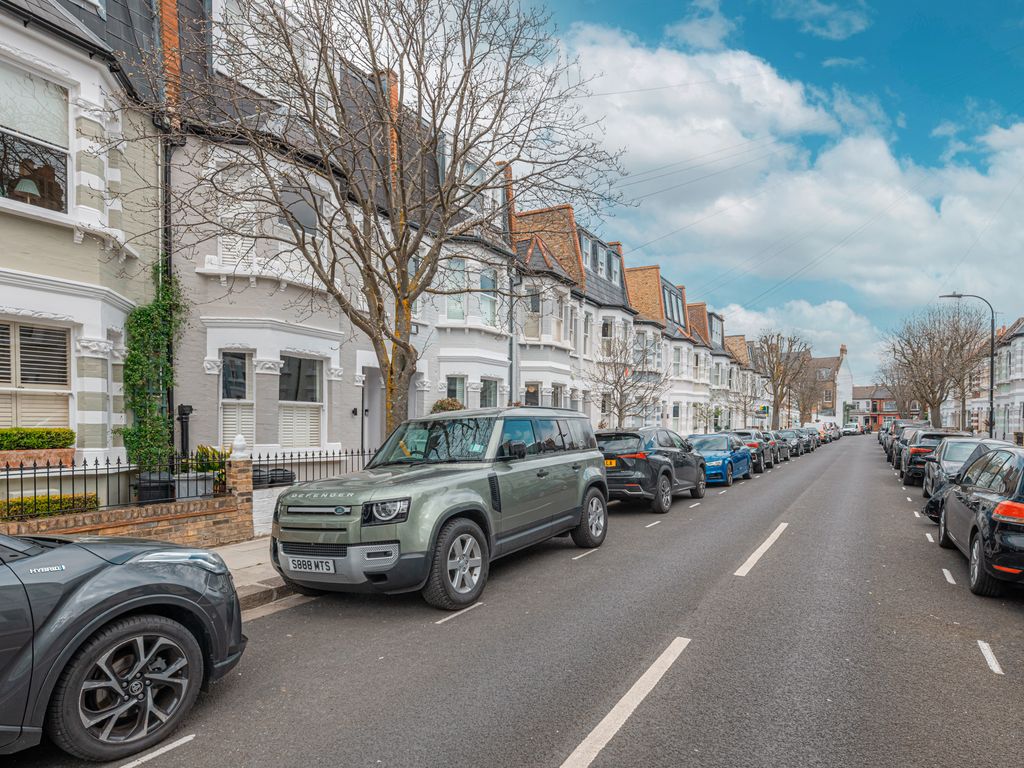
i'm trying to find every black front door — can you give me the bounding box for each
[0,562,32,749]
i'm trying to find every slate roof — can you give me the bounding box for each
[661,278,690,341]
[515,235,572,283]
[998,316,1024,345]
[852,385,876,400]
[2,0,111,52]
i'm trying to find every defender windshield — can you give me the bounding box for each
[690,435,729,452]
[370,417,496,466]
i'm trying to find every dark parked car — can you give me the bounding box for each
[778,429,808,456]
[937,447,1024,596]
[891,426,925,470]
[688,433,753,486]
[799,427,820,449]
[731,429,773,472]
[899,430,970,485]
[597,427,706,513]
[885,421,928,461]
[0,534,246,762]
[767,431,791,461]
[923,439,1014,520]
[923,438,1012,500]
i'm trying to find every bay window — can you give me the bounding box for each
[583,313,592,356]
[480,268,498,326]
[0,59,69,213]
[480,379,498,408]
[446,375,466,404]
[446,258,466,320]
[0,322,70,428]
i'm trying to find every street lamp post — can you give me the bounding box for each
[939,292,995,438]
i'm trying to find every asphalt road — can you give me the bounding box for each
[17,435,1024,768]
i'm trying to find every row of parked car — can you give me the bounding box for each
[878,420,1024,597]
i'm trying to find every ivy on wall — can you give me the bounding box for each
[119,265,187,468]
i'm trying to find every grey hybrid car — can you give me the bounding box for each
[0,534,246,762]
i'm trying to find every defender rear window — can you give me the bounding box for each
[498,418,540,457]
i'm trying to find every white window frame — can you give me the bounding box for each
[446,258,466,321]
[446,375,466,404]
[480,267,498,327]
[0,321,71,428]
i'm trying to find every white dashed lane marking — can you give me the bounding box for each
[645,521,662,529]
[926,533,935,543]
[942,568,956,585]
[434,602,484,625]
[689,502,701,508]
[978,641,1005,675]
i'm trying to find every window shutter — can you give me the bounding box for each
[0,392,12,428]
[278,404,321,448]
[221,402,255,450]
[0,324,10,384]
[18,325,68,385]
[16,392,69,427]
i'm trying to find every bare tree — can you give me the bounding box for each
[585,330,670,429]
[876,359,916,421]
[792,365,821,424]
[124,0,621,432]
[751,332,810,429]
[693,392,727,434]
[885,304,987,427]
[726,371,762,428]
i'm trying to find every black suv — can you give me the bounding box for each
[597,427,706,513]
[900,430,970,485]
[731,429,773,472]
[0,534,246,762]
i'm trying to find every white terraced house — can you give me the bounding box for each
[0,0,161,460]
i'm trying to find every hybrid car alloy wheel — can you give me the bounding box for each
[653,474,672,514]
[47,615,203,762]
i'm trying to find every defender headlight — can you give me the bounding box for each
[363,498,410,525]
[133,549,228,575]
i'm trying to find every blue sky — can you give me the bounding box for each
[543,0,1024,381]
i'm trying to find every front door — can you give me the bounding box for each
[493,418,557,555]
[0,562,32,749]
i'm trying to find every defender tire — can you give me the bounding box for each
[422,518,489,610]
[572,488,608,548]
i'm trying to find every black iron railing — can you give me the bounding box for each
[252,449,376,488]
[0,453,230,522]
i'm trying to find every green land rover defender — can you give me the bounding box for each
[271,407,608,609]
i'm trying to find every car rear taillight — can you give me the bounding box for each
[909,447,933,455]
[993,500,1024,524]
[745,442,759,448]
[619,452,648,460]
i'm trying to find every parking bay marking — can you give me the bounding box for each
[978,640,1004,675]
[689,503,701,508]
[573,549,598,561]
[117,734,195,768]
[943,568,956,585]
[913,510,921,518]
[926,533,935,543]
[906,497,913,503]
[560,637,691,768]
[718,490,728,495]
[645,521,662,529]
[734,523,788,577]
[434,602,484,625]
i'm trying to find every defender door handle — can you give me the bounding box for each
[571,464,581,471]
[537,469,550,478]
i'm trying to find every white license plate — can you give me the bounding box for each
[286,557,336,574]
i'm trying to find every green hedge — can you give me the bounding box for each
[0,428,76,451]
[0,492,99,520]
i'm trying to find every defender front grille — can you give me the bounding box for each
[280,542,349,557]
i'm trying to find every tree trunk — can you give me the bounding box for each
[771,392,783,429]
[382,303,417,435]
[930,404,942,428]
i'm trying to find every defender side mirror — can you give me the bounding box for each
[503,440,527,460]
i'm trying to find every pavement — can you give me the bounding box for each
[17,436,1024,768]
[216,536,294,611]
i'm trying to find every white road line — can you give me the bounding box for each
[978,640,1004,675]
[559,637,691,768]
[942,568,956,585]
[906,497,913,502]
[926,533,935,543]
[689,502,701,508]
[118,735,195,768]
[572,549,598,561]
[734,523,788,577]
[902,486,907,491]
[242,594,317,622]
[913,510,921,518]
[754,475,761,479]
[434,602,484,625]
[718,490,728,495]
[767,469,772,473]
[645,520,662,529]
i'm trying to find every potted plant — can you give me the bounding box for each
[175,444,229,498]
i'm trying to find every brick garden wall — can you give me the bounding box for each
[0,459,255,548]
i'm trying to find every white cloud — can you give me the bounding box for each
[562,23,1024,374]
[711,300,886,382]
[822,56,866,68]
[665,0,737,51]
[768,0,872,40]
